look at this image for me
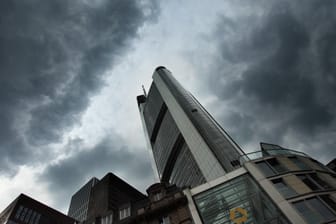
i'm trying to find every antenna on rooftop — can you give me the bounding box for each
[142,85,147,97]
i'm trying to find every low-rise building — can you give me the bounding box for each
[0,193,76,224]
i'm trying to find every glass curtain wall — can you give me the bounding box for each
[193,174,289,224]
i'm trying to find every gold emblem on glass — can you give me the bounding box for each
[230,207,248,224]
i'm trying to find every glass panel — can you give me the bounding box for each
[160,216,170,224]
[20,207,28,221]
[255,161,276,177]
[29,212,36,224]
[34,214,41,224]
[153,192,163,201]
[24,209,32,222]
[307,197,336,221]
[272,179,296,198]
[298,174,320,191]
[14,206,23,219]
[109,214,113,224]
[288,157,310,170]
[293,200,321,224]
[119,207,130,220]
[268,158,287,173]
[310,173,332,190]
[321,195,336,212]
[194,175,289,224]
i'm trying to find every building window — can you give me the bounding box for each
[14,206,41,224]
[288,156,310,170]
[20,207,28,221]
[119,206,130,220]
[29,212,37,224]
[153,192,163,201]
[293,197,336,224]
[15,206,24,219]
[101,213,113,224]
[255,158,287,177]
[24,209,32,222]
[271,178,297,198]
[34,214,41,224]
[297,173,332,191]
[159,216,170,224]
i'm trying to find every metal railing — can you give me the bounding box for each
[239,148,309,164]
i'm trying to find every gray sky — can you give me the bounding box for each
[1,0,336,213]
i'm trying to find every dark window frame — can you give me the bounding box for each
[255,158,287,177]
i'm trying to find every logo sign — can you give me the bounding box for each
[229,207,248,224]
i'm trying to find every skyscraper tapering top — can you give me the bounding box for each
[137,66,245,188]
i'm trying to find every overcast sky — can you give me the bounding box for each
[1,0,336,213]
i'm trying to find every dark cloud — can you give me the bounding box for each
[204,0,336,159]
[0,0,159,173]
[39,135,154,211]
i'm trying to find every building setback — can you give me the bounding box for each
[0,193,76,224]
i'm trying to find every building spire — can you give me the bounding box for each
[142,85,147,97]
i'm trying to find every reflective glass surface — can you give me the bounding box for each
[272,178,297,198]
[293,197,336,224]
[194,174,289,224]
[156,68,244,173]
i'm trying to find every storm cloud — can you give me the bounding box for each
[39,135,153,210]
[1,0,336,214]
[205,0,336,159]
[0,0,158,174]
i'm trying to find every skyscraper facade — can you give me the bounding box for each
[137,66,245,188]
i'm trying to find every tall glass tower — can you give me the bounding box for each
[137,66,245,188]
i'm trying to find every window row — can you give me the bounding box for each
[293,195,336,224]
[255,156,330,177]
[101,213,113,224]
[14,205,41,224]
[271,172,334,199]
[119,206,130,220]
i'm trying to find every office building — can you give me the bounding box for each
[68,177,99,222]
[84,173,147,224]
[185,143,336,223]
[137,66,245,188]
[138,67,336,223]
[68,172,193,224]
[0,193,76,224]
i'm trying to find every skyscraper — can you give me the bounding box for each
[138,67,336,223]
[137,66,245,187]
